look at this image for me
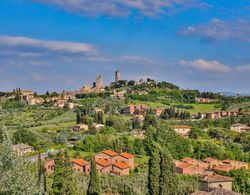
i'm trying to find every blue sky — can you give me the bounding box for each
[0,0,250,93]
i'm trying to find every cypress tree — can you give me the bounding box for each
[148,143,161,195]
[159,148,177,195]
[37,153,46,194]
[62,149,76,195]
[87,158,100,195]
[76,109,81,124]
[52,149,76,195]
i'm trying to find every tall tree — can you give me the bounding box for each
[148,143,161,195]
[52,149,76,195]
[76,109,81,124]
[159,148,177,195]
[0,127,38,194]
[37,153,46,194]
[87,158,101,195]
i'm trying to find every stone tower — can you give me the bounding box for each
[95,74,104,88]
[115,70,121,82]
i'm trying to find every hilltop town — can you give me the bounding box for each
[0,70,250,195]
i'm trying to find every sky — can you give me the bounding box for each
[0,0,250,93]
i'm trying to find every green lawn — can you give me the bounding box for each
[174,103,221,114]
[130,100,220,114]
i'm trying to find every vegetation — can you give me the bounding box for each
[87,158,100,195]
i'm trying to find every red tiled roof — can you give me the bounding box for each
[177,162,193,169]
[72,159,88,166]
[120,152,134,159]
[212,165,233,172]
[96,158,110,167]
[182,157,197,163]
[203,157,217,163]
[113,162,129,170]
[200,174,233,182]
[102,150,118,157]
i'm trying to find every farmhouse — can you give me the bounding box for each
[231,123,250,133]
[172,125,191,136]
[72,159,90,174]
[73,124,89,132]
[12,143,33,156]
[199,174,234,192]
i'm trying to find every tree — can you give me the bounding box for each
[0,127,38,194]
[37,153,46,194]
[52,149,76,195]
[76,109,81,124]
[148,143,161,195]
[87,158,101,195]
[159,148,177,195]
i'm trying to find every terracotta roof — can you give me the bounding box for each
[120,152,134,159]
[45,159,54,163]
[182,157,197,163]
[96,158,110,167]
[173,125,191,129]
[203,157,217,163]
[102,150,118,157]
[72,159,88,166]
[113,162,129,170]
[200,175,233,183]
[212,165,233,172]
[177,162,193,169]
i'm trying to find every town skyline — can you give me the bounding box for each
[0,0,250,93]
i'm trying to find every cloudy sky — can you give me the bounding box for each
[0,0,250,93]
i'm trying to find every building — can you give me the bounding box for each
[175,162,205,175]
[12,143,33,156]
[112,162,130,175]
[199,175,234,192]
[115,70,121,82]
[72,159,91,174]
[20,90,34,102]
[95,74,104,89]
[182,157,209,169]
[195,98,217,103]
[95,150,135,175]
[153,108,165,117]
[230,123,249,133]
[206,112,221,119]
[95,158,113,174]
[203,157,223,168]
[94,123,105,130]
[212,164,234,172]
[123,104,148,115]
[132,115,145,122]
[117,152,135,169]
[172,125,192,136]
[73,124,89,132]
[28,97,44,106]
[222,159,248,170]
[191,189,241,195]
[95,150,119,164]
[44,159,55,174]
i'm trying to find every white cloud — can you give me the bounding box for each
[32,0,207,17]
[180,18,250,42]
[119,55,156,65]
[236,65,250,72]
[0,36,106,66]
[0,36,96,55]
[180,59,231,73]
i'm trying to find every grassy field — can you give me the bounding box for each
[175,103,221,114]
[130,100,221,114]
